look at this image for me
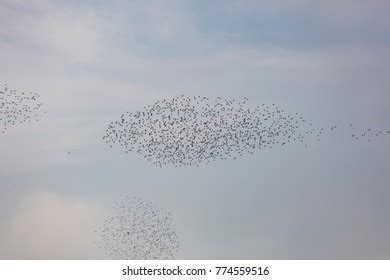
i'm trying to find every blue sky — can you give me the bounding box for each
[0,0,390,259]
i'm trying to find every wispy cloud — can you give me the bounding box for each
[0,0,102,63]
[0,192,105,259]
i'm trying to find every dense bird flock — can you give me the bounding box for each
[0,84,46,134]
[96,196,180,260]
[105,95,376,167]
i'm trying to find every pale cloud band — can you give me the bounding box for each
[0,192,105,259]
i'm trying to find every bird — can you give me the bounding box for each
[0,83,45,134]
[95,195,180,260]
[102,95,390,167]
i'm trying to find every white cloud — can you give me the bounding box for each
[0,192,106,259]
[0,0,101,63]
[232,0,390,26]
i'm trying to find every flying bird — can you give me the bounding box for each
[0,83,46,134]
[96,195,180,260]
[103,95,390,167]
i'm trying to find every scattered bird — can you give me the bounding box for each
[96,195,180,260]
[351,127,390,143]
[0,83,46,134]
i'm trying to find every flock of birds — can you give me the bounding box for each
[103,95,390,167]
[95,196,180,260]
[351,127,390,142]
[0,84,46,134]
[2,84,390,259]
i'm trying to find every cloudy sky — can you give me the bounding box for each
[0,0,390,259]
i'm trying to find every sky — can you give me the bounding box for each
[0,0,390,259]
